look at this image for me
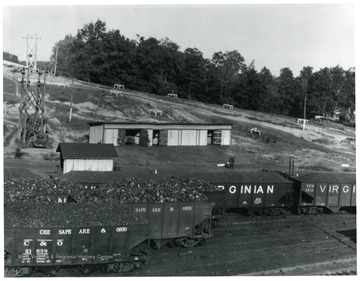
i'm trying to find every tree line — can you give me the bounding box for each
[44,19,354,121]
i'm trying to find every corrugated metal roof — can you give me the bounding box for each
[88,122,233,126]
[187,171,292,183]
[292,172,356,183]
[56,143,118,159]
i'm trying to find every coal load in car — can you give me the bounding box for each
[80,177,214,203]
[4,202,148,229]
[4,177,217,204]
[4,178,83,205]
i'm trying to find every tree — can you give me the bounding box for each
[307,67,335,116]
[258,67,281,113]
[134,36,165,93]
[179,48,207,100]
[277,68,295,115]
[76,19,107,43]
[292,66,313,118]
[50,35,75,77]
[3,51,18,63]
[211,50,245,102]
[48,19,355,120]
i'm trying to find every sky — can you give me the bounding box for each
[1,2,356,76]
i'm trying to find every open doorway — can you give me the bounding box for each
[152,130,160,146]
[207,130,222,145]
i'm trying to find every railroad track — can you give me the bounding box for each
[127,211,356,276]
[33,211,356,277]
[240,258,357,276]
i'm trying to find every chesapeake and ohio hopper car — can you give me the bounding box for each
[4,177,214,276]
[4,203,150,276]
[128,201,212,248]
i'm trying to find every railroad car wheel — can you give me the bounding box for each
[211,219,218,228]
[27,142,34,148]
[266,208,284,216]
[179,238,202,248]
[167,239,180,248]
[46,143,53,149]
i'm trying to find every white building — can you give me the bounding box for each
[88,122,233,147]
[56,143,118,174]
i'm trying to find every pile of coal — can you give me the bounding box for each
[81,177,213,203]
[4,176,217,204]
[4,202,148,228]
[4,178,83,205]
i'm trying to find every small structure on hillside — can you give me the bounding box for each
[297,118,308,124]
[114,84,124,90]
[149,109,163,116]
[223,104,233,110]
[110,90,122,97]
[249,127,261,136]
[56,143,118,174]
[57,83,70,88]
[167,93,178,98]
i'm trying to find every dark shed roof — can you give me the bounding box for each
[292,172,356,183]
[56,143,118,159]
[188,171,292,183]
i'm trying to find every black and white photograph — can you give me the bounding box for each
[1,0,357,277]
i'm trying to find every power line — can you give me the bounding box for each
[23,34,41,70]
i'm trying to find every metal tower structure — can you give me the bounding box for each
[23,34,41,71]
[18,67,47,144]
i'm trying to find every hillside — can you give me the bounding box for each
[2,63,356,176]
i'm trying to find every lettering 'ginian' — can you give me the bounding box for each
[229,185,275,194]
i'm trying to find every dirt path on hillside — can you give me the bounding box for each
[114,89,355,157]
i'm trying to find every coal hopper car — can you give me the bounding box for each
[197,171,294,216]
[4,203,150,276]
[128,201,212,249]
[289,172,356,214]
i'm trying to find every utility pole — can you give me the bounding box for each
[303,94,307,131]
[301,78,308,131]
[69,79,75,122]
[54,44,59,75]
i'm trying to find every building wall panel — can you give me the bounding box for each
[221,130,231,145]
[199,130,208,146]
[104,129,119,146]
[168,130,179,146]
[63,159,113,174]
[89,125,103,144]
[181,130,197,146]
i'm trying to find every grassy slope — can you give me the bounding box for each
[3,65,356,175]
